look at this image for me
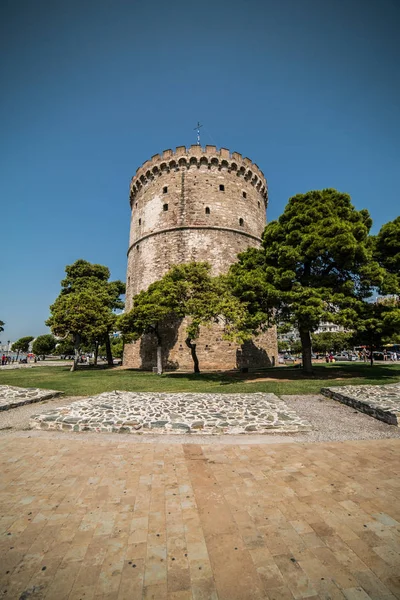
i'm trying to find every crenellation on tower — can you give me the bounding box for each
[130,146,268,209]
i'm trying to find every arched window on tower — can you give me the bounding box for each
[205,207,210,214]
[239,218,244,227]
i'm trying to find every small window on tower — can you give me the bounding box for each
[242,191,247,199]
[205,207,210,214]
[258,201,261,208]
[239,218,244,226]
[219,184,225,191]
[163,186,168,194]
[136,244,140,251]
[163,203,168,211]
[138,218,141,225]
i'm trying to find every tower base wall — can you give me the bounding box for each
[123,319,278,371]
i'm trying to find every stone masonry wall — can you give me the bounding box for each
[124,145,278,370]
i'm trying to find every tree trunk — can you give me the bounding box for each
[156,344,163,375]
[299,328,313,374]
[71,334,81,372]
[154,327,163,375]
[370,334,374,367]
[16,350,20,361]
[185,337,200,373]
[94,340,99,366]
[105,334,113,366]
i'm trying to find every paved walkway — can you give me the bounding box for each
[30,392,311,435]
[1,434,400,599]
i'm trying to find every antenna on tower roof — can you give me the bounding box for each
[194,121,203,146]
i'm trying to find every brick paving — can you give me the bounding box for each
[1,435,400,599]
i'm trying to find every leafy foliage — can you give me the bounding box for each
[53,338,75,356]
[46,260,125,371]
[0,320,4,334]
[119,262,248,373]
[374,216,400,294]
[229,189,384,372]
[351,297,400,360]
[277,340,290,353]
[99,337,124,359]
[311,331,353,354]
[32,334,57,358]
[11,336,34,356]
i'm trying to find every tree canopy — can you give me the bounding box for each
[11,336,34,359]
[229,189,385,372]
[46,259,125,371]
[372,216,400,298]
[311,331,353,354]
[0,320,4,334]
[119,262,248,373]
[374,216,400,276]
[32,334,57,359]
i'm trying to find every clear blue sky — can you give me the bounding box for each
[1,0,399,343]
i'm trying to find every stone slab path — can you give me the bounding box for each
[321,383,400,426]
[30,391,311,434]
[0,385,62,412]
[1,435,399,599]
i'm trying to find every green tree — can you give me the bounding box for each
[229,189,384,373]
[374,216,400,293]
[0,320,4,334]
[119,263,248,374]
[99,336,124,359]
[290,340,303,355]
[53,338,75,357]
[351,297,400,365]
[59,259,125,366]
[32,334,57,360]
[11,336,34,360]
[350,217,400,363]
[46,260,125,371]
[277,340,290,353]
[311,331,353,354]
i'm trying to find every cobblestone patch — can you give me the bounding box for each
[30,391,311,434]
[321,383,400,426]
[0,385,63,411]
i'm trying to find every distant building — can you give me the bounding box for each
[278,322,348,345]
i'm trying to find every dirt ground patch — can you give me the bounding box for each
[244,376,347,383]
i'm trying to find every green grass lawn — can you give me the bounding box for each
[1,363,400,396]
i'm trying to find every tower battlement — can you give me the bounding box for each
[130,145,268,206]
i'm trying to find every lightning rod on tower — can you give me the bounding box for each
[194,121,203,146]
